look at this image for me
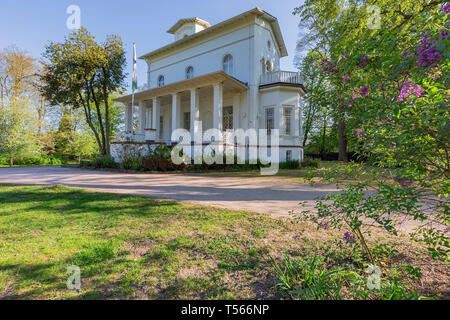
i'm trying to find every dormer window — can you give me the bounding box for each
[158,75,165,87]
[186,66,194,79]
[223,54,233,75]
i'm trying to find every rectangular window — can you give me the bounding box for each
[183,112,191,131]
[286,150,292,162]
[265,107,274,134]
[283,107,292,135]
[159,116,164,140]
[223,106,233,130]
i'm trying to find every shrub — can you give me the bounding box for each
[121,155,143,171]
[300,158,320,168]
[90,155,118,169]
[279,160,300,169]
[142,156,187,172]
[0,155,66,166]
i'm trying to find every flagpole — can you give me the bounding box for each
[131,43,137,133]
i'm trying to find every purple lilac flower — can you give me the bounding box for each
[397,81,425,102]
[443,3,450,14]
[321,59,339,74]
[417,34,443,68]
[342,74,350,83]
[360,86,369,97]
[343,232,356,243]
[320,222,330,230]
[358,54,371,68]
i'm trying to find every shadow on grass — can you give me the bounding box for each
[0,185,181,218]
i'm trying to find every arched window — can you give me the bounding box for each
[158,75,165,87]
[223,54,234,75]
[266,61,272,72]
[186,66,194,79]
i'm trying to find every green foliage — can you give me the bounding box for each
[272,254,344,300]
[295,0,449,261]
[272,253,424,300]
[279,160,301,170]
[300,158,320,168]
[90,155,118,169]
[121,155,143,171]
[0,155,66,166]
[0,98,40,165]
[40,27,127,156]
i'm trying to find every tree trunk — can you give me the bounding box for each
[320,116,327,156]
[89,84,107,156]
[103,82,110,156]
[9,155,13,167]
[338,119,348,162]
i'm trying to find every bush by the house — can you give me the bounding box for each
[279,160,301,169]
[89,155,118,169]
[142,156,187,172]
[121,155,144,171]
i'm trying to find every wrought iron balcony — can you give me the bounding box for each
[259,71,303,87]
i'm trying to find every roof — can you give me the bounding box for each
[116,71,248,104]
[139,7,288,60]
[167,18,211,34]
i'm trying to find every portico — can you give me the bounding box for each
[116,71,247,144]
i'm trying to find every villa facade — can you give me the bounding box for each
[114,7,306,163]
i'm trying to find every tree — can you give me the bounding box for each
[294,0,352,161]
[54,107,74,156]
[299,1,449,261]
[296,52,331,151]
[0,46,37,110]
[65,131,97,163]
[40,28,127,156]
[0,98,38,166]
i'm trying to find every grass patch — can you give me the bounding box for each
[0,184,447,300]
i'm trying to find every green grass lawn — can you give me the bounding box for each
[0,184,447,300]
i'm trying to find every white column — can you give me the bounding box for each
[190,88,199,142]
[138,101,146,135]
[213,83,223,131]
[125,103,133,133]
[152,97,160,141]
[146,106,152,129]
[232,94,240,130]
[171,93,180,142]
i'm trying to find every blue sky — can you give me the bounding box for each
[0,0,304,93]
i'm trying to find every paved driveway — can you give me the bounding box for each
[0,166,340,217]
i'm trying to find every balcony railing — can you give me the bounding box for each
[260,71,303,87]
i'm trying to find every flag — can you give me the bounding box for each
[132,43,137,92]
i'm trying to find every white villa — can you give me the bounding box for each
[114,7,306,163]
